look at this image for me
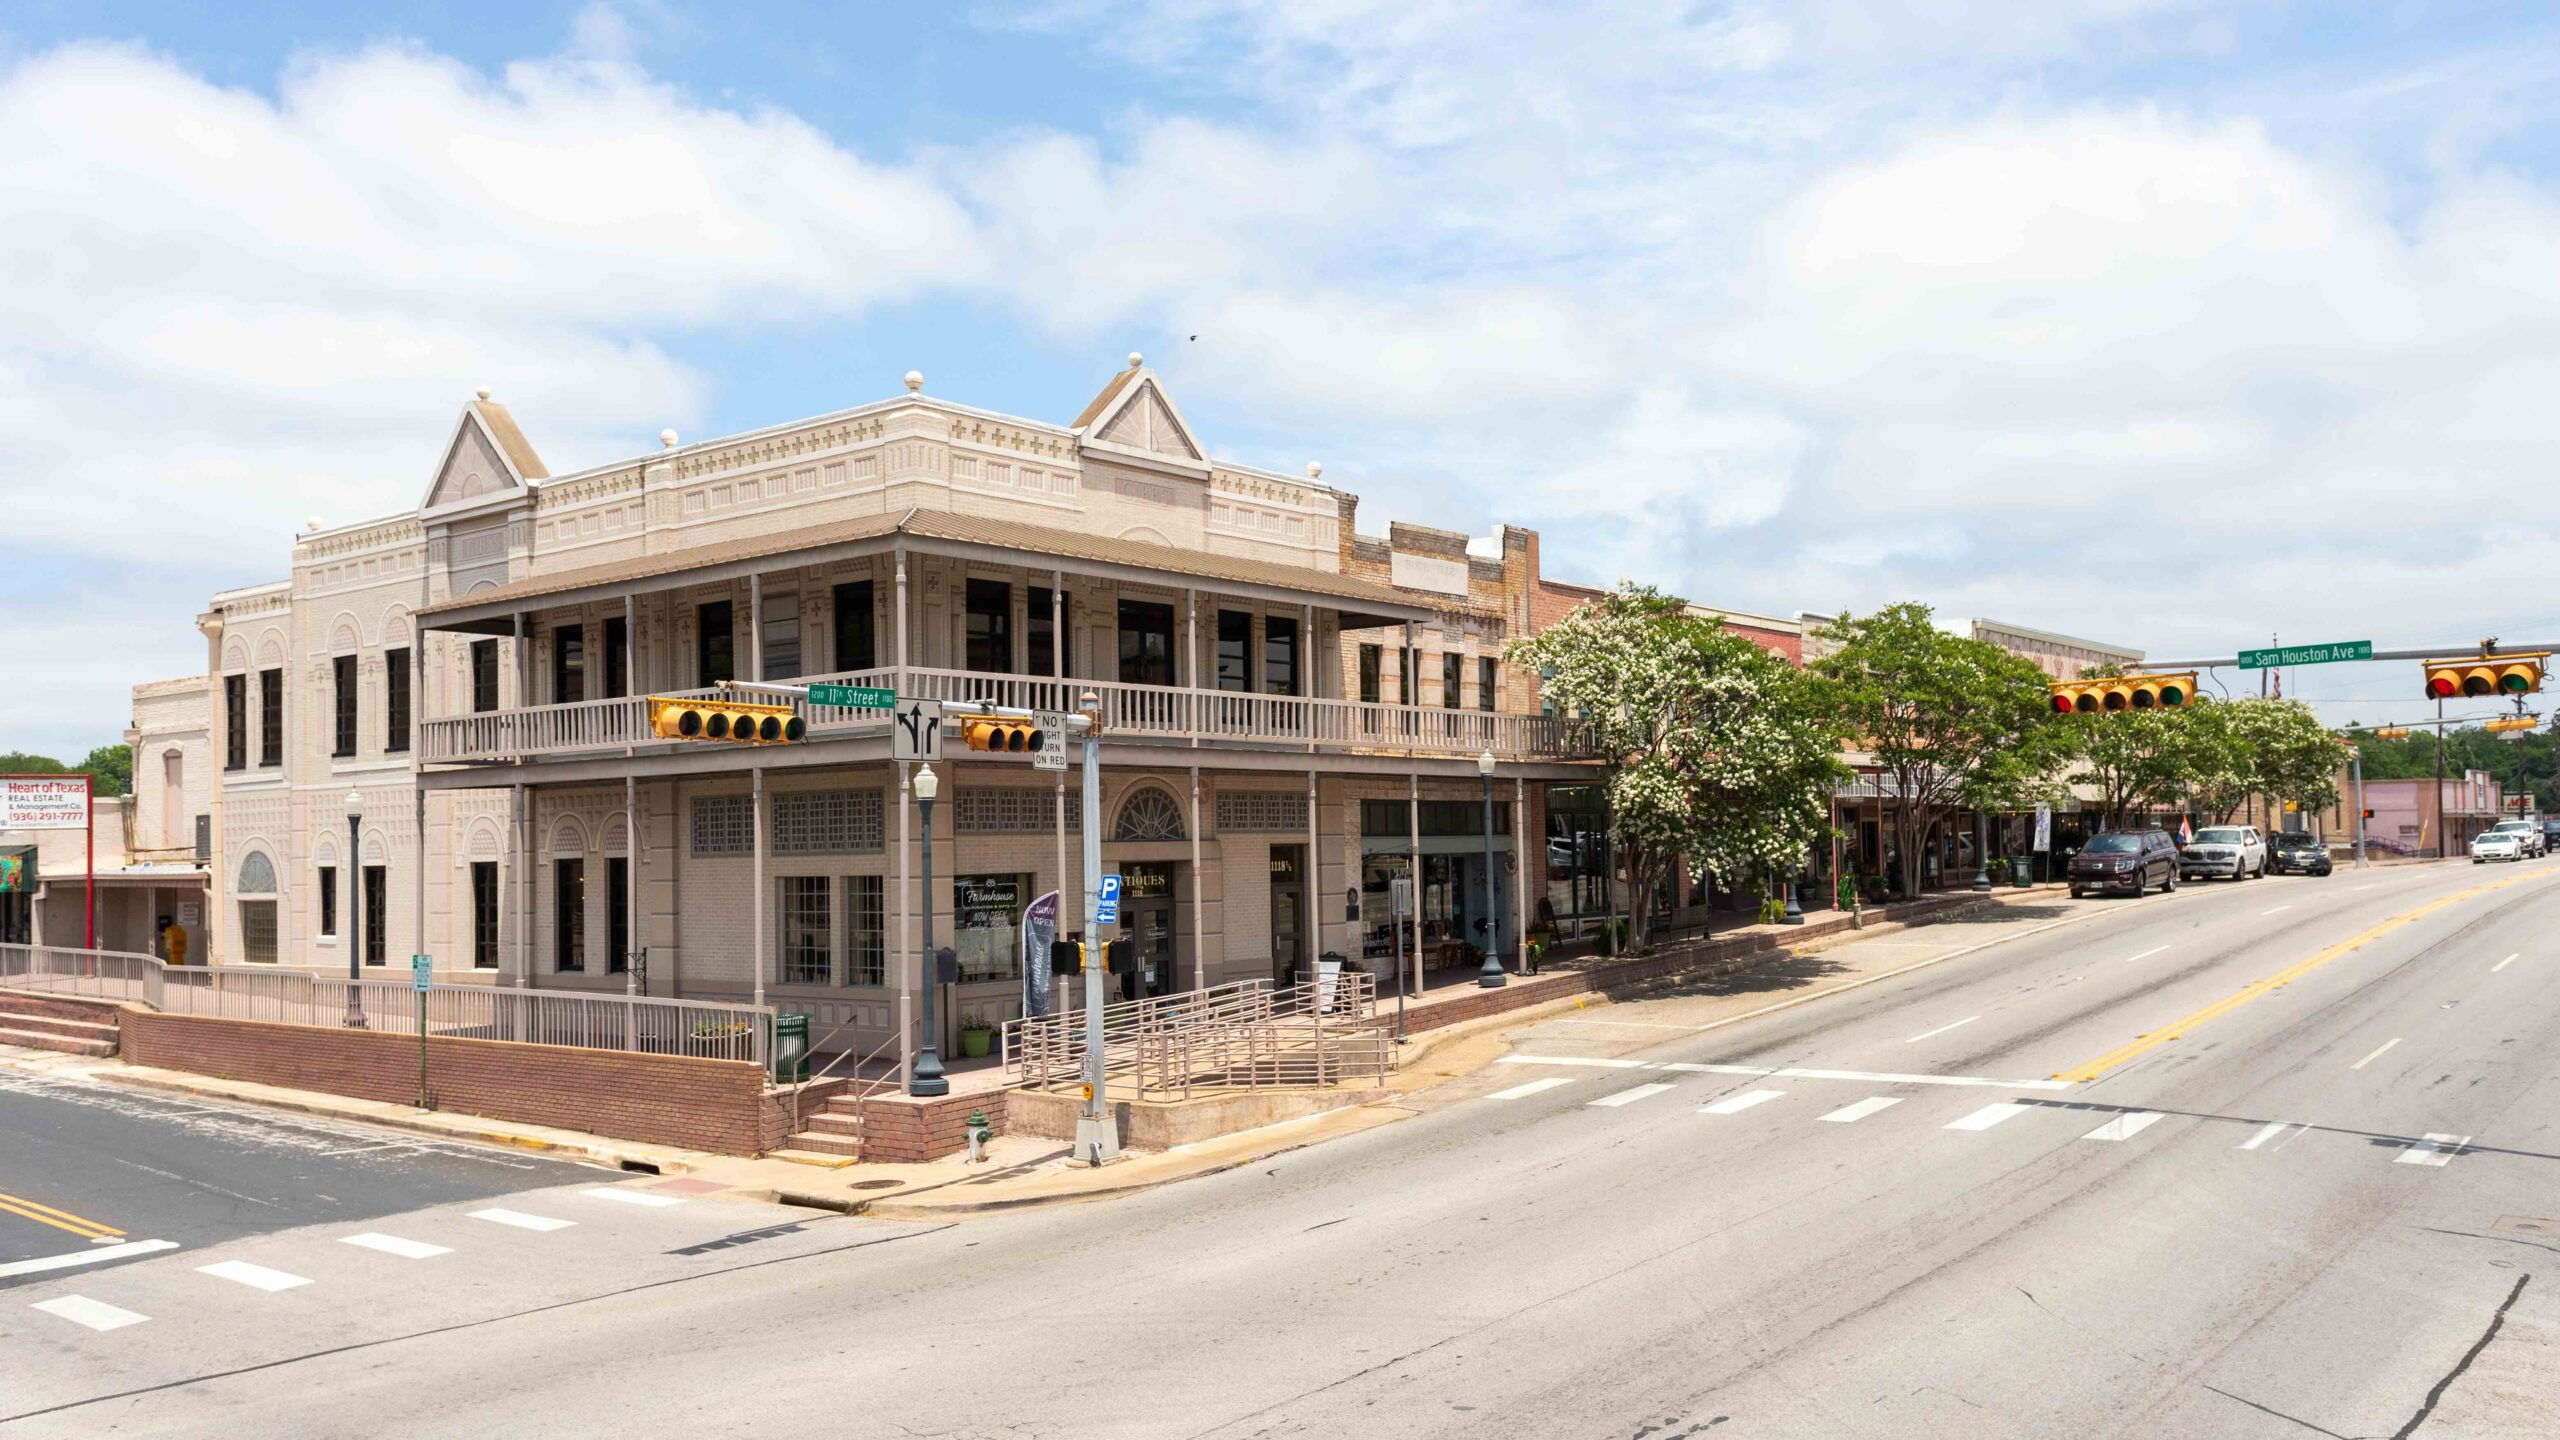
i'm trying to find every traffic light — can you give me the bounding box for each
[2485,715,2540,735]
[646,696,806,745]
[2371,726,2411,740]
[960,716,1043,753]
[2049,673,2196,714]
[2422,653,2545,699]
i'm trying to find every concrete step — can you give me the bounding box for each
[783,1131,863,1158]
[0,1025,115,1057]
[767,1147,861,1169]
[801,1111,864,1137]
[0,1011,119,1041]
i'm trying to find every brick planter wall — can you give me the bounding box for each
[859,1089,1008,1164]
[0,989,128,1030]
[120,1010,772,1156]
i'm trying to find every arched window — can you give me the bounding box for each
[161,750,183,845]
[236,851,278,895]
[1112,787,1187,842]
[235,849,280,964]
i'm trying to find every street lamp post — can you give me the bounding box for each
[1477,751,1504,988]
[909,765,949,1097]
[1972,806,1993,893]
[342,789,366,1028]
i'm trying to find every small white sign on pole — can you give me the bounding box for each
[891,698,944,762]
[1032,711,1068,772]
[0,778,89,830]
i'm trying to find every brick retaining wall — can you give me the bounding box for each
[120,1010,773,1156]
[860,1089,1008,1163]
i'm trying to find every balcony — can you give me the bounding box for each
[418,666,1594,765]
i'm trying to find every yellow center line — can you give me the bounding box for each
[0,1190,124,1240]
[2054,870,2558,1084]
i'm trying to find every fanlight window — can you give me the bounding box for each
[236,851,278,895]
[1112,788,1187,842]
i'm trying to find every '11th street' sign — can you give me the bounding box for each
[807,684,896,709]
[2237,640,2371,670]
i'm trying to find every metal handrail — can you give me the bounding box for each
[1003,974,1385,1099]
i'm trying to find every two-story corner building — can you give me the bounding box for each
[186,357,1599,1072]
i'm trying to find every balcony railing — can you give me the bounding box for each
[420,665,1594,765]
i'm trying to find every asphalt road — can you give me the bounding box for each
[7,855,2560,1438]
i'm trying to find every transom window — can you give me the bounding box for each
[1113,788,1187,842]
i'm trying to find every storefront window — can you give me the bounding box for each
[1543,785,1613,936]
[955,874,1027,982]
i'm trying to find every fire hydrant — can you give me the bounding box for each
[965,1108,992,1164]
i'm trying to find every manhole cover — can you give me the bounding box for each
[2492,1216,2560,1239]
[848,1179,902,1191]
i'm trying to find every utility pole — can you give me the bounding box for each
[1071,690,1117,1165]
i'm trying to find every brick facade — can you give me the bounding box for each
[858,1088,1008,1163]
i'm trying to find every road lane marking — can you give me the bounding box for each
[197,1260,312,1292]
[2396,1133,2469,1167]
[2124,946,2169,964]
[2261,906,2293,916]
[0,1190,123,1240]
[469,1208,577,1232]
[2238,1121,2295,1151]
[0,1238,178,1279]
[30,1295,147,1332]
[1821,1097,1902,1123]
[2493,953,2519,972]
[1659,1062,2072,1091]
[1700,1089,1785,1115]
[1587,1082,1677,1108]
[1947,1102,2031,1131]
[1496,1055,1649,1070]
[2053,869,2559,1083]
[339,1232,450,1259]
[2082,1112,2164,1142]
[1486,1077,1574,1101]
[2350,1038,2401,1071]
[1905,1016,1979,1043]
[581,1187,687,1208]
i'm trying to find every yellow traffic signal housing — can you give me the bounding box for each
[2423,653,2545,699]
[646,696,807,745]
[2371,726,2411,740]
[960,716,1044,753]
[2049,673,2195,714]
[2485,715,2540,734]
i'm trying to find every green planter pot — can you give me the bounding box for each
[959,1028,993,1059]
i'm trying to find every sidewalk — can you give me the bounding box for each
[0,884,2078,1222]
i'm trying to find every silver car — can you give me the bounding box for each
[2180,825,2267,881]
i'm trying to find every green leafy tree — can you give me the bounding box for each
[1813,604,2064,897]
[2070,706,2208,828]
[2229,700,2342,818]
[1513,584,1847,952]
[0,752,69,777]
[79,744,132,798]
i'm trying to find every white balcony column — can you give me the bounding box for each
[751,766,767,1012]
[1402,621,1415,707]
[1409,773,1423,995]
[1051,571,1064,682]
[511,782,530,989]
[624,774,639,996]
[893,546,909,686]
[623,592,637,701]
[895,759,912,1085]
[1306,770,1322,984]
[1186,588,1200,746]
[1190,767,1206,992]
[747,573,762,685]
[513,612,529,711]
[1303,603,1317,752]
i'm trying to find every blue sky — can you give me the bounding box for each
[10,2,2560,758]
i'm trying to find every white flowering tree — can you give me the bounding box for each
[1512,584,1846,953]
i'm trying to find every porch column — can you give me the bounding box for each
[1513,777,1527,972]
[1051,572,1064,682]
[624,774,639,995]
[510,783,530,988]
[1303,604,1316,753]
[1189,767,1206,992]
[413,785,426,965]
[1185,588,1200,746]
[747,573,762,684]
[894,547,909,684]
[896,759,913,1085]
[1408,773,1423,994]
[750,766,767,1010]
[623,593,637,703]
[1306,770,1321,986]
[514,612,529,710]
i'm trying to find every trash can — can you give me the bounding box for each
[772,1012,811,1082]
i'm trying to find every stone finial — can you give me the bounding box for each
[305,516,324,532]
[904,370,925,392]
[1127,352,1144,369]
[659,428,679,450]
[474,385,493,401]
[1306,461,1323,480]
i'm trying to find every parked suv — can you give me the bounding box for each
[2484,819,2546,858]
[2069,829,2179,898]
[2267,831,2333,876]
[2181,825,2267,882]
[2543,817,2560,854]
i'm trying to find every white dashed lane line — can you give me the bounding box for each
[2124,946,2170,964]
[1587,1082,1678,1109]
[1904,1016,1979,1043]
[2081,1112,2164,1142]
[0,1238,178,1279]
[30,1295,147,1332]
[1700,1089,1786,1115]
[1946,1103,2032,1132]
[1820,1097,1901,1124]
[470,1208,577,1232]
[2493,953,2519,973]
[2350,1038,2401,1071]
[196,1260,311,1292]
[2396,1133,2470,1167]
[580,1187,688,1208]
[2237,1121,2297,1151]
[1486,1077,1575,1101]
[339,1232,451,1260]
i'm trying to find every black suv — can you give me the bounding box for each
[2068,829,2179,898]
[2268,832,2332,876]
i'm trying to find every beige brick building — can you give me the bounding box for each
[165,358,1599,1072]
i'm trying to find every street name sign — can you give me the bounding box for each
[892,698,944,761]
[1032,711,1068,771]
[808,683,895,709]
[2237,640,2371,670]
[1096,873,1123,925]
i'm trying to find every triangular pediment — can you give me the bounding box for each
[420,401,547,512]
[1077,364,1206,470]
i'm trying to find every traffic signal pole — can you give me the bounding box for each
[2351,748,2368,870]
[1070,693,1118,1165]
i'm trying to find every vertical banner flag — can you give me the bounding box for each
[2178,817,2193,847]
[1021,889,1061,1019]
[2033,806,2053,852]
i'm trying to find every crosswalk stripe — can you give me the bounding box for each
[196,1260,311,1292]
[470,1208,577,1232]
[1946,1102,2031,1131]
[1700,1089,1785,1115]
[1820,1097,1901,1124]
[0,1238,178,1279]
[339,1232,451,1259]
[2237,1121,2294,1151]
[580,1187,688,1208]
[31,1295,147,1332]
[2395,1133,2470,1167]
[1587,1082,1677,1108]
[1487,1077,1574,1101]
[2081,1112,2163,1142]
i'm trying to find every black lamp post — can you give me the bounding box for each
[909,764,949,1096]
[342,789,367,1028]
[1477,750,1504,988]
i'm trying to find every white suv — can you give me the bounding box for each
[2181,825,2267,881]
[2484,820,2546,857]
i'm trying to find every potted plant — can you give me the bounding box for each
[1523,935,1546,975]
[958,1021,994,1059]
[1987,857,2011,886]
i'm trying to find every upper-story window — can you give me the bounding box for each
[1358,645,1381,704]
[552,622,586,704]
[1118,601,1176,686]
[331,655,358,756]
[832,582,875,672]
[1441,651,1462,709]
[385,648,411,752]
[1478,656,1497,712]
[1217,611,1251,693]
[965,580,1012,674]
[600,619,628,699]
[761,590,800,680]
[697,601,734,686]
[223,674,247,771]
[1028,586,1064,677]
[1398,646,1417,707]
[470,639,499,713]
[258,668,284,766]
[1264,614,1299,697]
